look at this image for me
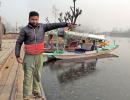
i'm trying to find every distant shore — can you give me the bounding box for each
[109,32,130,38]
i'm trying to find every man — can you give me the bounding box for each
[57,28,66,49]
[15,11,72,100]
[0,17,6,51]
[58,28,65,37]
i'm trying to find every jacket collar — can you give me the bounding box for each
[28,23,40,29]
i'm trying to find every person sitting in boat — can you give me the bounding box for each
[58,28,66,50]
[97,40,109,48]
[48,33,54,49]
[75,40,93,53]
[58,28,65,38]
[100,41,109,47]
[82,40,94,50]
[91,40,97,50]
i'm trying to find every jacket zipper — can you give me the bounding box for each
[34,29,37,52]
[34,29,36,43]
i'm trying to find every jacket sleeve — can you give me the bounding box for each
[43,22,68,32]
[15,28,25,58]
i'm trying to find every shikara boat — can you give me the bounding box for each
[43,44,118,60]
[43,31,119,60]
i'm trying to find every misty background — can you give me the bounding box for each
[0,0,130,34]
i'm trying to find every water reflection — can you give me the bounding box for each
[56,59,97,83]
[44,54,118,84]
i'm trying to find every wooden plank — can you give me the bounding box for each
[0,40,18,100]
[0,40,15,70]
[0,51,18,100]
[0,41,15,80]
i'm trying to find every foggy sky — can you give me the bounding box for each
[0,0,130,31]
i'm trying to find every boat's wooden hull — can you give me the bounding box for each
[54,50,109,60]
[43,45,119,60]
[53,45,119,60]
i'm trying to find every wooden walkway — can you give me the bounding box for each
[0,40,17,100]
[0,40,46,100]
[0,40,15,70]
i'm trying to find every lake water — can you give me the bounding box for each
[42,37,130,100]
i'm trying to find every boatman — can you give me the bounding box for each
[15,11,73,100]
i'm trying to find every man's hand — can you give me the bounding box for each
[68,23,75,30]
[17,57,23,64]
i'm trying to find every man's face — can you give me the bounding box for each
[29,16,39,26]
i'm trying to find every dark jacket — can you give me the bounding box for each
[15,22,68,58]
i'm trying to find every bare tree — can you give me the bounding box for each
[58,0,82,24]
[52,5,59,22]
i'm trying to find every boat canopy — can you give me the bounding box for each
[66,31,106,40]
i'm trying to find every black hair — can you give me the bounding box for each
[82,40,85,43]
[29,11,39,18]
